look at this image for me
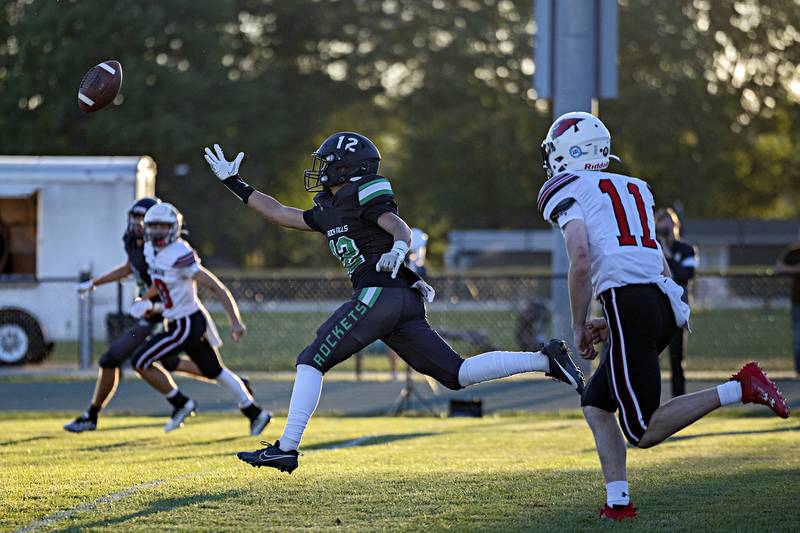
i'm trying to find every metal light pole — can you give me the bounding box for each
[534,0,617,374]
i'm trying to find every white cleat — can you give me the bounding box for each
[164,399,197,433]
[249,409,272,436]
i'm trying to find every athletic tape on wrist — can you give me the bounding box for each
[222,175,255,204]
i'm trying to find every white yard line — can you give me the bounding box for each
[15,472,202,533]
[15,435,384,532]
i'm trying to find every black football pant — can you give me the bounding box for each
[296,287,464,390]
[581,284,677,445]
[98,319,180,372]
[668,328,686,397]
[130,310,223,379]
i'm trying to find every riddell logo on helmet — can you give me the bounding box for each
[584,161,608,171]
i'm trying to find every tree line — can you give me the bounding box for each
[0,0,797,268]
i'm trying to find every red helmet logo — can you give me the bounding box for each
[552,118,584,139]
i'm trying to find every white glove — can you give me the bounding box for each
[204,143,244,180]
[376,241,409,279]
[130,298,153,319]
[412,280,436,303]
[76,280,95,294]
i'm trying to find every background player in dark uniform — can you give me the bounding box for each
[64,198,216,432]
[204,133,585,473]
[655,208,697,397]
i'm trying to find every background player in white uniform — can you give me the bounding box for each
[64,198,236,433]
[131,203,271,435]
[538,112,790,521]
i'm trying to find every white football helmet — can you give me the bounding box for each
[541,111,616,178]
[144,202,183,249]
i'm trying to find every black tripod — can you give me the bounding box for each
[387,364,438,416]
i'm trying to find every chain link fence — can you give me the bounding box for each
[199,273,797,373]
[2,273,795,373]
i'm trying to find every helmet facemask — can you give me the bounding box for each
[127,212,146,239]
[145,222,178,250]
[303,152,336,192]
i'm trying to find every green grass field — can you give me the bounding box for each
[48,307,795,372]
[2,412,798,531]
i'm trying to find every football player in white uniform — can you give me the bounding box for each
[539,112,790,520]
[64,198,253,433]
[131,203,271,435]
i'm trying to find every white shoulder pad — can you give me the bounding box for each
[537,172,582,223]
[169,240,199,269]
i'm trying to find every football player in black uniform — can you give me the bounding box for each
[204,133,585,473]
[64,197,252,432]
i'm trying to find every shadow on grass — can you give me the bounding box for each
[0,434,54,447]
[181,435,250,447]
[62,490,241,531]
[94,422,165,432]
[668,423,800,443]
[304,432,437,451]
[77,436,157,453]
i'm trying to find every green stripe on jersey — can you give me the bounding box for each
[358,287,383,307]
[358,179,394,205]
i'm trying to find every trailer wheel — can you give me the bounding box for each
[0,309,49,365]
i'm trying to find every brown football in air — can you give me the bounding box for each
[77,60,123,113]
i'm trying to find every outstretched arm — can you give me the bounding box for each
[77,262,132,293]
[204,144,312,231]
[247,191,313,230]
[194,266,246,342]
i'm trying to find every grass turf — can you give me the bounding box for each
[47,308,795,372]
[1,412,798,531]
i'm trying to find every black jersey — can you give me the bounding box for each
[123,231,152,298]
[302,174,419,290]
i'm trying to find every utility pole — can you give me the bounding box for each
[534,0,618,373]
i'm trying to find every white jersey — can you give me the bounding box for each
[144,239,203,320]
[144,239,224,346]
[538,170,665,297]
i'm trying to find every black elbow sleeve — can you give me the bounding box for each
[222,175,255,204]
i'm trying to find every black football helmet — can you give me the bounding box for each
[304,132,381,192]
[127,197,160,238]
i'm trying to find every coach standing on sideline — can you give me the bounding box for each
[773,229,800,376]
[655,208,697,397]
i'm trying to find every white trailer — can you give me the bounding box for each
[0,156,156,365]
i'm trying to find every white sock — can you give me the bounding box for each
[165,388,179,399]
[279,365,323,451]
[457,351,549,387]
[606,480,630,507]
[716,380,743,406]
[217,367,255,408]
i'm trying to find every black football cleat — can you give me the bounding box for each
[542,339,585,395]
[64,414,97,433]
[237,440,300,474]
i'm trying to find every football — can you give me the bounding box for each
[77,60,123,113]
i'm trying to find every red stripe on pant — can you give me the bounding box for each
[602,290,647,443]
[136,317,190,370]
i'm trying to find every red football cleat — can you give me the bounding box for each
[599,503,637,520]
[732,362,790,418]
